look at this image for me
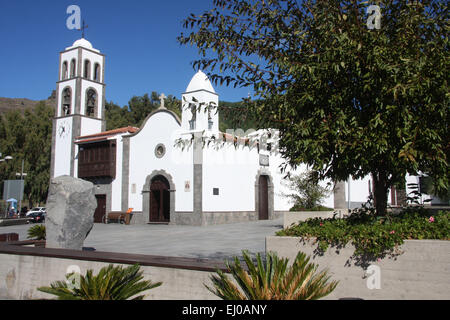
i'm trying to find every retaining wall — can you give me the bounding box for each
[0,243,222,300]
[266,236,450,300]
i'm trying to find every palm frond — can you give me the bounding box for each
[206,250,338,300]
[38,264,162,300]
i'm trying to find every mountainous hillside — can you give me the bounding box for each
[0,91,56,114]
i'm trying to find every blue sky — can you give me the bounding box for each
[0,0,251,107]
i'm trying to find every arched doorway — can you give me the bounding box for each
[258,175,269,220]
[149,175,170,223]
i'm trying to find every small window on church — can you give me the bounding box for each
[86,89,97,117]
[155,144,166,158]
[62,61,68,80]
[213,188,219,196]
[70,59,76,78]
[189,103,196,130]
[94,63,100,82]
[84,60,91,79]
[62,87,71,116]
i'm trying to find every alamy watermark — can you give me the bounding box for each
[367,5,381,30]
[365,265,381,290]
[66,265,81,290]
[66,5,81,30]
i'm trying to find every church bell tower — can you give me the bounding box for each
[50,38,106,179]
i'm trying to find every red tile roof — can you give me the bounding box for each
[76,126,139,140]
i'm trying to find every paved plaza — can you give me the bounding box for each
[1,219,284,260]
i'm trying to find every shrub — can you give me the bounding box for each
[206,250,338,300]
[281,170,331,211]
[27,224,46,240]
[277,208,450,259]
[38,264,162,300]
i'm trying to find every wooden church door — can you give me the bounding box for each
[150,176,170,223]
[94,194,106,223]
[258,175,269,220]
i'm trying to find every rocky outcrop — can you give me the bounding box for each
[45,176,96,250]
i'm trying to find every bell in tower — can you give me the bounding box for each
[86,89,97,117]
[62,87,72,115]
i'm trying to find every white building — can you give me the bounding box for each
[50,39,438,226]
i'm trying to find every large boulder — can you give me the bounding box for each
[45,176,96,250]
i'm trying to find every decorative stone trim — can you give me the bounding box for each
[254,168,275,220]
[142,170,176,224]
[154,144,166,158]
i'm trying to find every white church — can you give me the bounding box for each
[50,38,431,226]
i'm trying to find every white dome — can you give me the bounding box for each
[185,70,215,93]
[66,38,99,52]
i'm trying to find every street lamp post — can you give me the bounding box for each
[0,153,13,162]
[0,153,13,218]
[16,159,27,216]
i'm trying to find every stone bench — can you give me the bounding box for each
[103,210,133,225]
[103,212,126,224]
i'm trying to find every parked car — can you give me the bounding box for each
[25,207,46,217]
[27,211,46,224]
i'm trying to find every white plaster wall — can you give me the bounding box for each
[345,176,372,206]
[111,136,124,211]
[181,90,219,132]
[202,142,336,213]
[53,118,73,178]
[128,111,193,212]
[202,143,259,212]
[57,79,76,117]
[79,117,102,137]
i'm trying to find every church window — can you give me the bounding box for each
[85,89,97,117]
[70,59,76,78]
[62,87,72,116]
[207,107,213,130]
[189,103,196,130]
[213,188,219,196]
[84,59,91,79]
[155,144,166,158]
[94,63,101,82]
[62,61,68,80]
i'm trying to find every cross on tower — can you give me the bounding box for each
[159,93,166,109]
[78,20,88,38]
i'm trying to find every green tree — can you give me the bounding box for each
[105,101,133,131]
[22,102,53,206]
[105,93,182,131]
[164,94,182,119]
[0,101,53,207]
[178,0,449,216]
[128,93,157,127]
